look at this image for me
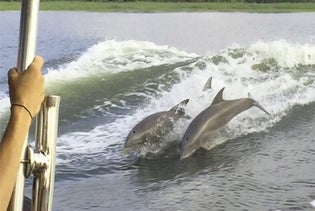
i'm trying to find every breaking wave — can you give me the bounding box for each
[48,39,315,162]
[1,39,314,161]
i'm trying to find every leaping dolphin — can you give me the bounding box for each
[180,87,269,160]
[123,99,190,154]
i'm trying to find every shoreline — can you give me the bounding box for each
[1,2,315,13]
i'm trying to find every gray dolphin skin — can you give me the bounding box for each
[202,76,212,92]
[123,99,189,154]
[180,87,269,160]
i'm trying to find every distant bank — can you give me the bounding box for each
[1,1,315,12]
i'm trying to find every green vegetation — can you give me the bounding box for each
[1,1,315,12]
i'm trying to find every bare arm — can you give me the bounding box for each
[0,56,44,210]
[0,107,32,210]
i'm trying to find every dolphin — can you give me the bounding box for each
[180,87,269,160]
[123,99,190,154]
[202,76,212,92]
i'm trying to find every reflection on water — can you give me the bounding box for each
[1,12,315,210]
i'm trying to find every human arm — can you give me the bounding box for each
[0,56,44,211]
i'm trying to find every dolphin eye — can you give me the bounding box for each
[133,131,136,134]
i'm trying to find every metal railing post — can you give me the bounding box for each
[8,0,40,210]
[8,1,61,211]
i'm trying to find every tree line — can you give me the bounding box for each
[1,0,314,2]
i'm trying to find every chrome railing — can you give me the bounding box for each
[27,96,60,211]
[8,1,60,210]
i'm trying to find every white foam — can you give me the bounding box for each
[0,97,10,120]
[127,40,315,152]
[44,40,198,88]
[57,108,154,157]
[249,40,315,68]
[48,40,315,160]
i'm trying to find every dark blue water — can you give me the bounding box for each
[0,11,315,210]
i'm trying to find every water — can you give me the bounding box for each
[0,11,315,210]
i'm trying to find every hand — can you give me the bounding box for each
[8,56,45,118]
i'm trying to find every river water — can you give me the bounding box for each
[0,11,315,210]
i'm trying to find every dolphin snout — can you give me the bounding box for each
[180,141,196,160]
[122,142,138,155]
[180,149,194,160]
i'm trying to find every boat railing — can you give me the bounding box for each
[8,1,60,210]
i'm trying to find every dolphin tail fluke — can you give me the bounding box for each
[248,93,270,115]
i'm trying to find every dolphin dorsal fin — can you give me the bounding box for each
[202,77,212,92]
[170,99,189,114]
[211,87,225,105]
